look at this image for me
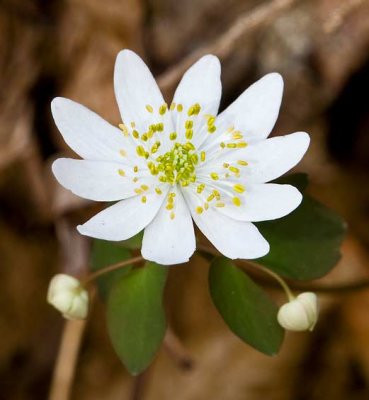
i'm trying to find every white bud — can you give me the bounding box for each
[47,274,89,320]
[277,292,319,332]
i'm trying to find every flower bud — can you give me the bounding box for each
[47,274,89,320]
[277,292,318,332]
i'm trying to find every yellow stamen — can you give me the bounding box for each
[159,104,167,115]
[232,197,241,206]
[237,160,248,166]
[233,184,245,193]
[145,104,153,113]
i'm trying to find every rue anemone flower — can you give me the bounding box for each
[51,50,309,265]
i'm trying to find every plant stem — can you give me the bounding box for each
[48,319,87,400]
[82,255,144,286]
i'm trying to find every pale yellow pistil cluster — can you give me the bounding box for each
[150,142,198,187]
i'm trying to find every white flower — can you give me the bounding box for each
[47,274,89,320]
[277,292,319,332]
[51,49,310,265]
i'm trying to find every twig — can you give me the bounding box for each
[82,255,144,285]
[323,0,367,34]
[163,327,194,370]
[196,244,369,294]
[157,0,298,93]
[48,319,88,400]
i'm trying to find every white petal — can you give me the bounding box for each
[243,132,310,183]
[171,55,221,145]
[51,97,134,161]
[209,132,310,183]
[217,73,283,139]
[217,183,302,222]
[52,158,154,202]
[77,192,166,241]
[114,50,172,134]
[183,191,269,259]
[142,187,195,265]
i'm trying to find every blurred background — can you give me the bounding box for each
[1,0,369,399]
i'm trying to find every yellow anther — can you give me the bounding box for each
[135,188,143,194]
[185,120,193,129]
[156,123,164,132]
[237,142,248,148]
[207,116,215,126]
[144,152,149,159]
[177,104,183,112]
[168,196,174,204]
[141,184,149,191]
[118,123,129,136]
[159,104,167,115]
[169,132,177,140]
[215,202,225,208]
[136,145,146,157]
[132,130,139,139]
[226,143,237,148]
[196,206,204,214]
[233,184,245,193]
[204,202,209,210]
[118,169,125,176]
[232,197,241,206]
[229,166,240,174]
[207,193,215,202]
[170,212,175,220]
[227,126,235,133]
[166,203,174,210]
[119,149,126,157]
[141,196,147,203]
[155,187,162,195]
[232,132,243,140]
[145,104,153,113]
[147,130,154,139]
[237,160,248,166]
[133,177,138,182]
[159,176,167,182]
[185,142,195,150]
[188,103,201,116]
[133,166,139,173]
[169,192,176,197]
[185,129,193,140]
[210,172,219,180]
[170,102,176,110]
[141,134,148,142]
[197,183,205,194]
[208,125,216,134]
[130,121,136,128]
[223,163,229,168]
[220,142,226,148]
[200,151,206,162]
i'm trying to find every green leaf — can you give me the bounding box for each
[209,257,284,355]
[91,239,133,300]
[107,261,168,375]
[255,195,346,280]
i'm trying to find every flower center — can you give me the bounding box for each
[151,142,198,187]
